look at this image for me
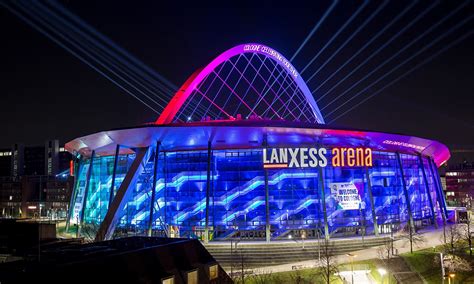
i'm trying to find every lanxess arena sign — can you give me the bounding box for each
[262,147,372,169]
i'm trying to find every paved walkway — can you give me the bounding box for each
[206,233,391,246]
[338,270,376,284]
[249,227,446,275]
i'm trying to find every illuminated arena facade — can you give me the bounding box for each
[65,43,450,242]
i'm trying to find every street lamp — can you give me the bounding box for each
[378,268,387,284]
[301,230,306,249]
[346,253,357,284]
[448,273,455,284]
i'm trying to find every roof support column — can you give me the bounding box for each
[108,144,120,206]
[79,150,95,237]
[418,155,437,228]
[318,166,329,240]
[95,147,149,241]
[264,168,270,242]
[148,141,161,237]
[263,134,271,242]
[65,156,80,232]
[204,141,212,244]
[429,158,448,222]
[396,152,415,232]
[365,166,379,236]
[164,152,168,233]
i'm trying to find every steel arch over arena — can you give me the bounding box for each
[66,43,450,242]
[156,43,325,124]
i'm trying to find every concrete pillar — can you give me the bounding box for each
[365,167,379,236]
[418,155,437,228]
[396,152,415,231]
[204,141,212,244]
[147,142,160,237]
[95,147,149,241]
[318,166,329,240]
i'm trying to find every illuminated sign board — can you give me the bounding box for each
[332,147,372,167]
[262,147,372,169]
[382,139,425,151]
[243,44,299,78]
[330,182,362,210]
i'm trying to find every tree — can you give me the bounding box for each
[377,238,393,261]
[247,269,275,284]
[442,224,462,255]
[229,239,252,284]
[445,254,471,273]
[435,253,472,275]
[289,270,305,284]
[400,223,426,253]
[81,222,99,243]
[314,238,339,284]
[460,216,473,256]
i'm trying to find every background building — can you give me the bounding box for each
[444,161,474,208]
[0,140,73,219]
[0,236,231,284]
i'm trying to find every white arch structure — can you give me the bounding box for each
[156,43,325,124]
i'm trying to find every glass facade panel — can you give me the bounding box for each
[423,157,441,219]
[369,152,405,229]
[69,146,446,240]
[268,167,321,238]
[323,164,368,237]
[164,151,209,239]
[83,155,115,224]
[213,150,265,238]
[399,154,433,225]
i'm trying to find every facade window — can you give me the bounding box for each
[161,276,174,284]
[68,147,443,240]
[209,264,218,280]
[187,270,198,284]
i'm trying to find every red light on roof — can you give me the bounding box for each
[70,160,74,176]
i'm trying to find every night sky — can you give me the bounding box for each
[1,1,473,163]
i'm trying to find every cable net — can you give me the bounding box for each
[174,52,320,123]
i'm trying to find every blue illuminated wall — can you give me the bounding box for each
[68,147,446,240]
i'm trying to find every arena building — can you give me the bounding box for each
[65,43,450,242]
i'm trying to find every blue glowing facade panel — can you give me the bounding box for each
[69,146,445,240]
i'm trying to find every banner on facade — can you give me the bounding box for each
[329,182,361,210]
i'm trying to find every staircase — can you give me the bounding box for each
[205,236,392,268]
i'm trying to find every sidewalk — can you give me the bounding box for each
[248,227,445,275]
[206,233,391,246]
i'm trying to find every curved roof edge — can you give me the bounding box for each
[65,121,450,167]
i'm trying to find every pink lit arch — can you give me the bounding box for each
[155,43,325,124]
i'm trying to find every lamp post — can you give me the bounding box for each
[346,253,356,284]
[230,239,233,278]
[448,273,455,284]
[302,230,306,249]
[76,215,79,238]
[378,268,387,284]
[317,229,321,265]
[230,238,241,282]
[440,252,445,283]
[390,222,394,255]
